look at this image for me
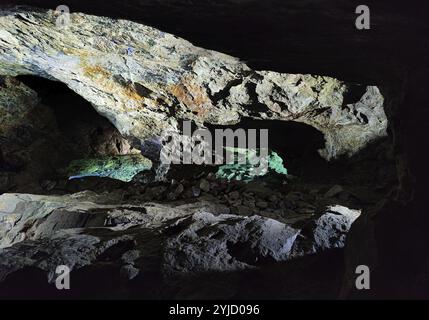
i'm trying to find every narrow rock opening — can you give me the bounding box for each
[205,118,326,178]
[16,75,136,158]
[0,75,150,194]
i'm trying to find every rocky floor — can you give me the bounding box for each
[0,158,392,299]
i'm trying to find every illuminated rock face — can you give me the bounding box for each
[0,7,387,161]
[0,191,360,277]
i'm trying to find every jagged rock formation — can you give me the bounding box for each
[0,191,359,285]
[1,2,424,299]
[0,7,387,161]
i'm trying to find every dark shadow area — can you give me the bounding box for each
[0,76,136,194]
[0,248,344,300]
[0,267,56,299]
[16,75,124,156]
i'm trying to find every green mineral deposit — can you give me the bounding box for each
[216,148,287,181]
[65,154,152,182]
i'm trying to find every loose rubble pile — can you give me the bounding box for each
[124,169,374,221]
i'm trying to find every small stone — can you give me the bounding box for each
[256,201,268,209]
[41,180,56,191]
[210,182,219,190]
[143,185,167,200]
[296,207,315,214]
[194,172,205,180]
[324,185,344,198]
[231,205,249,216]
[228,191,240,200]
[206,172,215,180]
[284,209,296,216]
[273,209,285,217]
[191,186,201,197]
[166,192,176,201]
[120,264,139,280]
[228,198,242,206]
[259,211,276,219]
[121,250,141,264]
[199,179,210,192]
[278,201,286,209]
[297,201,316,210]
[174,183,184,195]
[242,199,256,208]
[285,174,297,181]
[268,195,278,203]
[285,191,303,202]
[242,192,254,200]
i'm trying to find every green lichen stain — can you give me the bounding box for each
[66,154,152,182]
[215,148,287,181]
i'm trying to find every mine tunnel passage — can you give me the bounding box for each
[0,75,141,193]
[204,118,327,178]
[16,75,130,157]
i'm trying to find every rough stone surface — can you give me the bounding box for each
[0,7,387,161]
[313,205,361,250]
[0,191,359,282]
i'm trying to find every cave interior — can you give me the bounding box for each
[0,0,428,300]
